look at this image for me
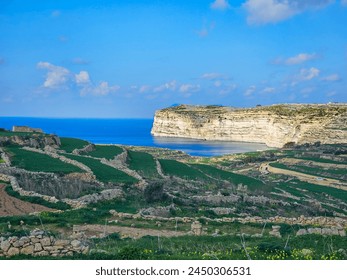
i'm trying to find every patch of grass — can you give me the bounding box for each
[59,137,89,153]
[293,156,347,165]
[287,179,347,202]
[5,147,83,174]
[158,159,211,181]
[5,185,71,210]
[192,164,266,191]
[127,150,159,178]
[64,154,138,184]
[270,162,345,180]
[84,145,123,160]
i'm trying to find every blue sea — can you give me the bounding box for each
[0,117,269,157]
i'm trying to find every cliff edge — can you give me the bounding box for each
[151,104,347,148]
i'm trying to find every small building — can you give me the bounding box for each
[12,126,43,133]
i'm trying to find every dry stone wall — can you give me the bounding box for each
[0,230,89,257]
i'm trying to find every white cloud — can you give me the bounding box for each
[38,61,119,96]
[153,80,177,92]
[298,67,320,81]
[244,85,256,96]
[75,71,90,85]
[201,73,227,80]
[321,74,341,82]
[196,21,215,38]
[342,0,347,6]
[218,84,237,95]
[243,0,334,25]
[37,62,70,89]
[80,81,120,96]
[261,87,275,93]
[179,84,201,93]
[210,0,230,10]
[214,81,222,87]
[285,53,317,65]
[139,85,151,93]
[326,91,336,97]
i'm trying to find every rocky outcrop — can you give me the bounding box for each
[0,134,61,149]
[151,104,347,148]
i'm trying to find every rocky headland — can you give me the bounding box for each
[151,104,347,148]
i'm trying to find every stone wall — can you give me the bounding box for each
[0,230,89,257]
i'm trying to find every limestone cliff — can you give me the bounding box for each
[151,104,347,148]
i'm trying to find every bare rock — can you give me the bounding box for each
[20,245,34,255]
[7,247,20,256]
[0,240,11,252]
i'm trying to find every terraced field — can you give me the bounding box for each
[60,137,89,153]
[4,147,83,174]
[64,154,138,184]
[158,159,211,181]
[83,145,123,159]
[270,162,346,181]
[192,164,266,191]
[127,150,159,178]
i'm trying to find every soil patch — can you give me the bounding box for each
[0,184,52,216]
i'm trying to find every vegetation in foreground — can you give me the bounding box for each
[0,129,346,260]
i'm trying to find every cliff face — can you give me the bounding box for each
[151,104,347,148]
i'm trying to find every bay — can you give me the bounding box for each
[0,117,269,157]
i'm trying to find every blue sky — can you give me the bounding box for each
[0,0,347,118]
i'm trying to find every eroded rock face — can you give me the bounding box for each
[151,104,347,148]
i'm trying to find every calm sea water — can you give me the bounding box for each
[0,117,268,157]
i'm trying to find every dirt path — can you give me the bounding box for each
[0,184,52,216]
[75,224,188,239]
[281,158,347,169]
[260,163,347,190]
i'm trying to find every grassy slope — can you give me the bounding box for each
[127,150,159,178]
[5,147,82,174]
[270,162,345,180]
[64,154,138,184]
[159,159,211,181]
[59,137,89,153]
[192,164,266,191]
[83,145,123,160]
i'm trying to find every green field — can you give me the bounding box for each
[59,137,89,153]
[64,154,138,184]
[90,234,346,260]
[5,147,83,174]
[192,164,266,191]
[159,159,211,181]
[270,162,345,180]
[285,179,347,202]
[127,150,159,178]
[83,145,123,160]
[292,156,347,165]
